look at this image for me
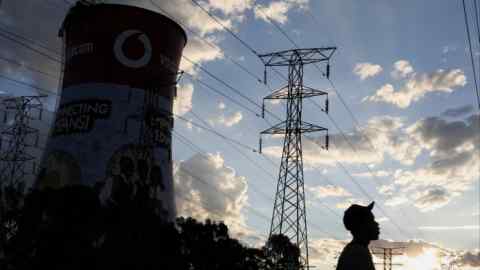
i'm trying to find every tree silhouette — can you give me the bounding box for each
[264,234,301,270]
[0,182,298,270]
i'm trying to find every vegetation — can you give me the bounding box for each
[0,184,300,270]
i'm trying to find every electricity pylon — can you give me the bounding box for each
[0,95,45,255]
[259,48,336,270]
[372,247,405,270]
[0,95,45,187]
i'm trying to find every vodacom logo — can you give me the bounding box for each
[114,30,152,69]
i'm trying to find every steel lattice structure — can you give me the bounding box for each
[259,48,335,270]
[0,95,45,254]
[0,96,45,187]
[372,247,405,270]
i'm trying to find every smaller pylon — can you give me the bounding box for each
[0,95,45,252]
[371,247,405,270]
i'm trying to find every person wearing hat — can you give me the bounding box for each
[336,202,380,270]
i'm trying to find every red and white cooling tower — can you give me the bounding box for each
[37,3,187,220]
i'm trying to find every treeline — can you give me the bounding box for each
[0,184,300,270]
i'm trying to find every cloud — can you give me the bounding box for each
[365,67,467,108]
[412,187,451,212]
[390,114,480,211]
[454,251,480,267]
[265,110,479,212]
[180,35,224,73]
[307,185,352,198]
[174,152,250,237]
[353,62,383,80]
[207,0,254,15]
[418,225,480,231]
[218,101,226,110]
[353,170,391,178]
[376,217,389,223]
[149,0,235,36]
[335,198,368,209]
[442,104,474,118]
[209,111,243,127]
[173,83,194,116]
[309,238,348,267]
[254,0,309,24]
[391,60,414,79]
[309,238,462,269]
[385,195,409,207]
[263,115,420,168]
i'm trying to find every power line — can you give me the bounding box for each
[0,29,62,64]
[0,5,412,238]
[188,0,259,56]
[149,0,265,85]
[173,132,341,240]
[0,73,59,97]
[462,0,480,109]
[0,54,60,80]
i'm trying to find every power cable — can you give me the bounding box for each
[0,29,62,64]
[173,131,341,240]
[3,6,410,239]
[188,0,259,56]
[462,0,480,109]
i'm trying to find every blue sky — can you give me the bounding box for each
[0,0,479,269]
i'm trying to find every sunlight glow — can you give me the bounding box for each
[402,249,441,270]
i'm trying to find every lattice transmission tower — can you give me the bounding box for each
[0,95,45,253]
[371,247,405,270]
[0,95,45,188]
[259,48,336,270]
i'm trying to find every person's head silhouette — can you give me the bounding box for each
[343,202,380,245]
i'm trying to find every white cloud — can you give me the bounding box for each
[309,238,348,267]
[210,111,243,127]
[376,217,389,223]
[418,225,480,231]
[385,195,409,207]
[263,115,420,168]
[180,36,224,73]
[310,238,478,270]
[365,68,467,108]
[391,60,414,79]
[265,110,479,212]
[307,185,352,198]
[353,62,383,80]
[254,0,309,24]
[218,101,226,110]
[353,170,391,178]
[150,0,235,36]
[335,198,367,209]
[173,83,194,116]
[174,152,251,237]
[207,0,254,15]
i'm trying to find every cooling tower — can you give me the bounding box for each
[37,3,187,220]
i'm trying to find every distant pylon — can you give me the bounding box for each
[371,247,405,270]
[0,95,45,186]
[0,95,45,250]
[259,48,336,270]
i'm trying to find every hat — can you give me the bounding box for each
[343,202,375,231]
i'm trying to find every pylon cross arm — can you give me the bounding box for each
[264,85,329,100]
[261,121,327,135]
[258,47,337,66]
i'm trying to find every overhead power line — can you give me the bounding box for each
[0,6,412,239]
[462,0,480,109]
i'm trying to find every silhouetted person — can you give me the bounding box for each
[336,202,380,270]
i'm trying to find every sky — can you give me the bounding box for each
[0,0,479,269]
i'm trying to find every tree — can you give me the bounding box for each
[264,234,301,270]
